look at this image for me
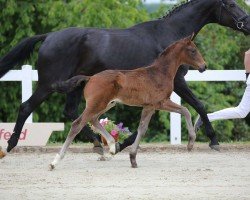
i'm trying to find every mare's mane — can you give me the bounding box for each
[160,0,200,19]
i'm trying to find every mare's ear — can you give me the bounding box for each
[190,32,195,41]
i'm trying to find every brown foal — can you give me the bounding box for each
[49,35,206,170]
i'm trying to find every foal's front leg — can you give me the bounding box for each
[130,107,155,168]
[158,99,196,151]
[174,73,219,149]
[91,119,117,155]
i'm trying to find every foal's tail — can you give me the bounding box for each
[52,75,90,93]
[0,34,48,78]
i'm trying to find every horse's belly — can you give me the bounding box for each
[116,90,165,107]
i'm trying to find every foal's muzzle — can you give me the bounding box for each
[198,64,207,73]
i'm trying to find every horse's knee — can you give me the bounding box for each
[195,102,206,115]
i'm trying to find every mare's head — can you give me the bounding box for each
[176,35,206,73]
[215,0,250,35]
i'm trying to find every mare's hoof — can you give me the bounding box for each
[7,134,19,152]
[93,146,104,156]
[0,148,6,159]
[48,164,55,171]
[209,144,220,152]
[130,153,138,168]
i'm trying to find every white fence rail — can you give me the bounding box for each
[0,66,246,145]
[170,70,245,144]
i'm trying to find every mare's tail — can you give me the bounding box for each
[0,34,48,78]
[52,75,90,93]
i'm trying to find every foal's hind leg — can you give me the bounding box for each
[0,86,52,157]
[157,99,196,151]
[64,88,103,155]
[130,107,155,168]
[49,113,90,170]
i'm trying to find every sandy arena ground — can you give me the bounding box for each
[0,144,250,200]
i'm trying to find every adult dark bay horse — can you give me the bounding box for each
[0,0,249,157]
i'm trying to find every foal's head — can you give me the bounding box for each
[176,35,206,73]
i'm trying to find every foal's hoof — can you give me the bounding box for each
[129,153,138,168]
[209,144,220,152]
[109,143,120,155]
[187,144,194,152]
[97,155,112,161]
[48,164,55,171]
[93,146,104,156]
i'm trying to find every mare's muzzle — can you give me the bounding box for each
[198,64,207,73]
[242,16,250,35]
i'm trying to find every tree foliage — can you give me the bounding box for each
[0,0,249,143]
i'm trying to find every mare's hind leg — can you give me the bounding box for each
[158,99,196,151]
[2,86,52,155]
[130,107,155,168]
[64,88,103,155]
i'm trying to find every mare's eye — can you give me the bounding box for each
[229,3,235,8]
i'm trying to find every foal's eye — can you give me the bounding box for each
[229,3,235,8]
[190,49,196,55]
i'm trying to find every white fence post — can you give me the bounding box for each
[21,65,33,123]
[170,92,181,144]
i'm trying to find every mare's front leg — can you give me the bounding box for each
[64,87,103,155]
[0,86,52,158]
[174,68,219,150]
[157,99,196,151]
[130,107,155,168]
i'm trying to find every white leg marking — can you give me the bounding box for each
[109,142,116,155]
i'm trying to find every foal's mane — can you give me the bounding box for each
[160,0,200,19]
[152,39,186,65]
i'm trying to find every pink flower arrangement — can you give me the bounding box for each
[91,117,132,144]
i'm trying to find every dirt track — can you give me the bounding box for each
[0,144,250,200]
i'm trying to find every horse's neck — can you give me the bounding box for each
[153,51,181,81]
[144,0,217,47]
